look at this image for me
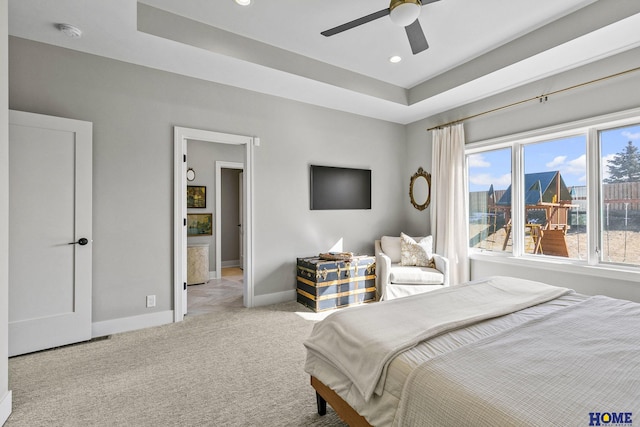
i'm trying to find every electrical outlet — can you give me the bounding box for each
[146,295,156,308]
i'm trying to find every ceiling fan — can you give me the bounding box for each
[321,0,441,55]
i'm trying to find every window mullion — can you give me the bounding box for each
[586,128,601,265]
[512,143,525,256]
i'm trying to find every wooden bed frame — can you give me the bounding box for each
[311,376,372,427]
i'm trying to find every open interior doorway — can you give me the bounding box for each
[185,161,245,316]
[173,127,255,322]
[216,162,244,279]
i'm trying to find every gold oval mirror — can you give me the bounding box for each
[410,167,431,211]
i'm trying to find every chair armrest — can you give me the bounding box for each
[432,254,449,287]
[375,240,391,300]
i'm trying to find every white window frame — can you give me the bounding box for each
[467,106,640,282]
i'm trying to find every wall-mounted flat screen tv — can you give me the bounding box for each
[310,165,371,210]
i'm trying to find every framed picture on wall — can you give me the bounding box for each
[187,213,213,236]
[187,185,206,208]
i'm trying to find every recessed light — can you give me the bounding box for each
[389,56,402,63]
[235,0,251,5]
[56,23,82,38]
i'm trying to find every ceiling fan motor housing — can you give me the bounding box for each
[389,0,422,27]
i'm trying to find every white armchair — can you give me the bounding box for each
[375,235,449,301]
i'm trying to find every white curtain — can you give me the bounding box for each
[430,123,469,285]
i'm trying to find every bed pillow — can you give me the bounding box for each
[400,233,435,267]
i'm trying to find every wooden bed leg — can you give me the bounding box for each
[316,391,327,416]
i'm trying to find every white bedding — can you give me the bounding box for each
[395,294,640,426]
[305,291,588,426]
[304,276,571,402]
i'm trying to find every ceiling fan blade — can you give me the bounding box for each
[420,0,441,5]
[321,8,390,37]
[405,19,429,54]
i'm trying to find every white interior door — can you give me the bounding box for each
[8,110,92,357]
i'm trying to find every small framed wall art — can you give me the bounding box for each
[187,185,206,208]
[187,213,213,236]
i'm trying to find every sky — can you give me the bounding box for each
[468,124,640,192]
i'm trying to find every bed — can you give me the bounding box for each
[303,276,640,426]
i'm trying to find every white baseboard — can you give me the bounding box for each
[0,390,12,426]
[92,310,174,338]
[252,289,296,307]
[209,271,217,280]
[221,260,240,268]
[90,290,295,338]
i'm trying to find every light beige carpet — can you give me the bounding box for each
[6,301,346,426]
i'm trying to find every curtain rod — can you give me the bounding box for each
[426,65,640,132]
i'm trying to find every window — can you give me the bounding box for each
[468,148,511,252]
[467,109,640,269]
[600,124,640,265]
[523,136,586,260]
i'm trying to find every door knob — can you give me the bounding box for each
[69,238,89,246]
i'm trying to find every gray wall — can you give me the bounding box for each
[403,122,433,236]
[406,46,640,302]
[8,37,407,322]
[1,0,10,421]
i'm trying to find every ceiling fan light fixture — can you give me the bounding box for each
[389,0,422,27]
[234,0,251,6]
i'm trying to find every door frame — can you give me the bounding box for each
[239,171,244,268]
[173,127,256,321]
[215,161,244,279]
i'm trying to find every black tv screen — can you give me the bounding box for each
[310,165,371,210]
